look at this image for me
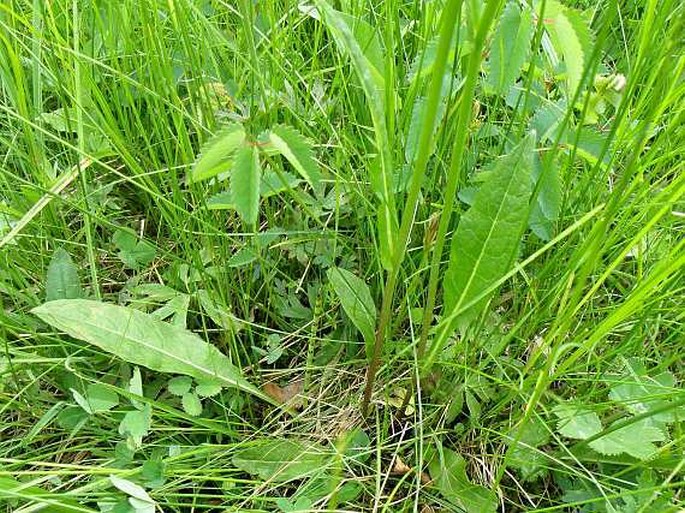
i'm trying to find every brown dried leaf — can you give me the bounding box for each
[263,379,304,408]
[391,457,412,475]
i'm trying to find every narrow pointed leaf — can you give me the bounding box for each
[189,123,245,183]
[31,299,272,404]
[0,476,96,512]
[487,1,534,95]
[46,248,83,301]
[230,145,261,225]
[327,267,377,349]
[268,125,321,192]
[540,1,593,97]
[312,0,397,265]
[443,133,535,331]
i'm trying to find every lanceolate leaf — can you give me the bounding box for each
[46,247,83,301]
[312,0,397,269]
[230,145,261,225]
[268,125,321,192]
[32,299,272,404]
[540,1,593,97]
[442,133,535,331]
[189,123,246,183]
[327,267,377,351]
[233,439,331,483]
[487,1,534,96]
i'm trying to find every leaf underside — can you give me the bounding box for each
[32,299,268,403]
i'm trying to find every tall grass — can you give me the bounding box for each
[1,0,683,511]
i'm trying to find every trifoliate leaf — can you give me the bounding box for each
[553,403,603,440]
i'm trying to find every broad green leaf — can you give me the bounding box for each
[443,133,535,330]
[129,367,144,410]
[486,1,534,95]
[71,384,118,414]
[227,247,257,267]
[230,145,261,225]
[167,376,192,396]
[46,247,83,301]
[149,293,189,328]
[232,439,331,482]
[197,289,241,333]
[189,123,246,183]
[32,299,271,404]
[327,267,377,350]
[553,403,603,440]
[128,497,155,513]
[529,152,561,241]
[607,359,683,424]
[540,1,593,97]
[508,416,551,481]
[109,475,154,504]
[118,404,151,446]
[589,419,666,460]
[113,229,156,271]
[261,169,303,198]
[181,392,202,416]
[268,125,321,193]
[300,3,385,78]
[206,191,234,210]
[195,379,223,398]
[0,476,96,512]
[405,72,460,165]
[427,445,497,513]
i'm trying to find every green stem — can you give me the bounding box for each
[72,0,100,299]
[361,0,465,416]
[415,0,505,371]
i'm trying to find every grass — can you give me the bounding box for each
[1,0,684,512]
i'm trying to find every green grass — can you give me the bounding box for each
[1,0,684,511]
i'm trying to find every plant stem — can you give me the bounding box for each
[361,0,465,416]
[415,0,505,370]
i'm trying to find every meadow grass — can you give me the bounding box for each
[0,0,683,511]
